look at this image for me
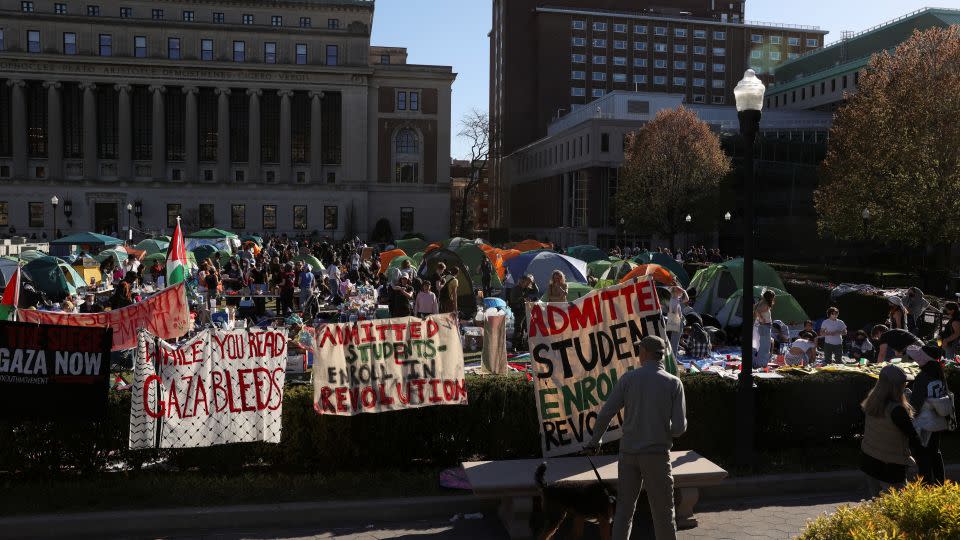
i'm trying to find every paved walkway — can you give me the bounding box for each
[150,492,862,540]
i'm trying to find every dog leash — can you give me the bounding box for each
[586,454,616,501]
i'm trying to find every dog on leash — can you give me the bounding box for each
[532,461,616,540]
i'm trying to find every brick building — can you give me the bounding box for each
[449,159,489,237]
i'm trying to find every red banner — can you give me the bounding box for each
[18,283,190,351]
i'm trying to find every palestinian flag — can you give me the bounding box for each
[0,267,21,321]
[166,217,187,286]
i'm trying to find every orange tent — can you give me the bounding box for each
[242,241,262,256]
[619,264,678,287]
[379,249,407,274]
[500,249,522,262]
[478,244,506,280]
[121,246,145,260]
[513,239,553,252]
[424,242,442,254]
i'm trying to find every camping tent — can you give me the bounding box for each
[513,239,553,252]
[395,237,428,255]
[599,260,639,282]
[507,251,588,289]
[715,286,808,328]
[634,251,690,287]
[23,256,84,301]
[49,232,123,256]
[187,228,238,239]
[689,258,787,316]
[540,282,594,302]
[18,250,48,263]
[192,244,220,263]
[71,256,102,287]
[379,249,407,274]
[293,254,323,270]
[135,239,170,255]
[455,244,503,290]
[239,234,264,245]
[0,259,25,288]
[615,263,677,287]
[587,259,614,279]
[418,248,476,317]
[186,228,239,252]
[96,247,129,265]
[567,245,608,263]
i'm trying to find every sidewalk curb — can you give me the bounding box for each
[0,495,501,540]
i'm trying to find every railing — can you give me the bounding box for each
[742,20,821,31]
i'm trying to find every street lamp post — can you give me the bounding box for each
[50,195,59,240]
[127,203,134,241]
[723,211,732,255]
[734,69,765,468]
[619,217,625,253]
[685,214,692,251]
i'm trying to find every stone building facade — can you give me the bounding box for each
[0,0,455,240]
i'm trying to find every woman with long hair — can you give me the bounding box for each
[908,345,952,485]
[547,270,568,303]
[939,302,960,359]
[887,296,908,330]
[860,364,921,497]
[753,289,776,368]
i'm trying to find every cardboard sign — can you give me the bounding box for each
[307,313,467,415]
[528,278,669,457]
[18,283,190,351]
[0,320,111,418]
[129,328,287,449]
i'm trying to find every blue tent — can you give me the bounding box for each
[634,251,690,287]
[506,251,588,289]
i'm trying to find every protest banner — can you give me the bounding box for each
[0,320,111,418]
[307,313,467,416]
[18,283,190,351]
[528,278,669,457]
[128,327,287,450]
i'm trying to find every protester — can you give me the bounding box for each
[860,364,922,498]
[480,257,493,297]
[546,270,568,302]
[850,330,875,362]
[771,320,791,356]
[887,296,908,330]
[905,287,930,334]
[683,323,712,359]
[389,275,414,317]
[429,262,447,297]
[785,332,817,366]
[753,289,776,368]
[907,344,951,485]
[586,336,686,540]
[278,263,296,316]
[939,302,960,359]
[414,281,439,318]
[439,267,459,315]
[298,264,316,313]
[509,274,540,351]
[871,325,922,363]
[666,286,689,357]
[819,307,847,364]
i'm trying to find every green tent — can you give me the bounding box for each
[567,245,608,263]
[599,260,638,281]
[395,237,429,254]
[96,247,129,265]
[634,251,690,287]
[293,254,323,270]
[187,228,238,239]
[240,234,264,245]
[540,282,594,302]
[18,250,48,263]
[418,248,476,317]
[587,259,614,278]
[23,256,83,301]
[192,244,220,263]
[689,258,786,316]
[716,286,808,328]
[411,251,425,268]
[217,249,233,267]
[50,232,124,247]
[135,239,170,255]
[454,244,503,290]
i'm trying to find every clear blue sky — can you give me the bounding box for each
[371,0,960,159]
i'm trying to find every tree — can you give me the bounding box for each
[616,107,731,251]
[456,109,489,237]
[815,27,960,266]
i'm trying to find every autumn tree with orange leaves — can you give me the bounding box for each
[617,107,731,251]
[816,27,960,257]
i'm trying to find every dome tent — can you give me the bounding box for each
[507,251,587,290]
[567,245,608,263]
[417,248,476,317]
[23,256,84,301]
[715,286,808,328]
[689,258,786,317]
[634,251,690,287]
[454,243,503,290]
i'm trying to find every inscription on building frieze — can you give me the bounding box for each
[1,61,319,83]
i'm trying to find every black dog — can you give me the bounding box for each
[532,462,616,540]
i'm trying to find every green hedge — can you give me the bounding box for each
[2,371,958,476]
[786,282,894,333]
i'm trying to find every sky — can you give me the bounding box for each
[370,0,960,160]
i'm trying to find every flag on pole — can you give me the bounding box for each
[166,217,187,286]
[0,267,21,321]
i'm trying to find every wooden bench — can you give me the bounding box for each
[463,450,727,539]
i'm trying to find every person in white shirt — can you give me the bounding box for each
[819,307,847,364]
[326,260,341,281]
[785,331,818,366]
[414,281,439,318]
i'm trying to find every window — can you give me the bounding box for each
[788,37,800,46]
[264,42,277,64]
[572,20,585,30]
[262,205,276,229]
[592,39,606,48]
[613,56,626,66]
[233,41,245,62]
[324,206,338,230]
[843,75,848,89]
[135,36,147,58]
[600,133,609,152]
[807,38,818,47]
[788,53,799,59]
[200,39,213,61]
[592,72,606,81]
[713,63,725,72]
[770,36,782,45]
[632,74,646,84]
[272,15,282,27]
[751,34,763,43]
[713,47,726,56]
[694,29,706,39]
[654,59,667,69]
[614,24,627,33]
[0,202,7,226]
[86,4,99,15]
[168,38,181,60]
[751,50,762,59]
[571,87,585,97]
[183,10,194,21]
[396,163,419,183]
[820,81,825,94]
[592,22,607,32]
[654,27,666,35]
[28,202,43,228]
[21,1,34,12]
[213,12,224,23]
[693,46,706,55]
[591,89,605,98]
[199,204,214,228]
[693,95,705,103]
[675,28,687,38]
[634,42,646,51]
[0,29,4,51]
[634,25,647,34]
[674,60,687,69]
[675,45,687,53]
[231,205,245,229]
[653,76,666,85]
[613,73,627,83]
[673,77,686,86]
[712,96,725,104]
[571,70,585,80]
[380,54,390,64]
[654,43,667,53]
[28,31,41,53]
[400,208,414,232]
[614,40,626,50]
[396,91,406,110]
[713,31,726,40]
[572,37,586,47]
[572,54,586,63]
[326,45,338,65]
[693,78,705,87]
[293,206,307,230]
[242,14,254,25]
[633,58,647,68]
[63,32,76,55]
[299,17,311,28]
[99,33,111,56]
[712,79,725,88]
[120,7,131,17]
[409,91,419,111]
[166,204,181,228]
[694,61,705,71]
[831,78,836,92]
[54,3,66,14]
[151,8,163,20]
[296,171,305,183]
[592,55,606,64]
[770,51,781,61]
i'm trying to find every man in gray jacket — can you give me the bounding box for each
[585,335,687,540]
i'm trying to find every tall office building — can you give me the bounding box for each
[0,0,455,239]
[490,0,827,232]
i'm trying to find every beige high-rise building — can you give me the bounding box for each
[0,0,455,240]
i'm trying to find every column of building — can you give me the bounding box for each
[116,84,132,180]
[80,82,98,179]
[43,81,62,180]
[216,88,231,182]
[309,91,323,183]
[247,89,262,183]
[183,87,199,182]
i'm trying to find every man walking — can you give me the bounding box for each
[586,336,687,540]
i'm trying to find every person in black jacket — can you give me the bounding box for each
[907,344,950,485]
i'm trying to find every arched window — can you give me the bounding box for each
[396,129,418,154]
